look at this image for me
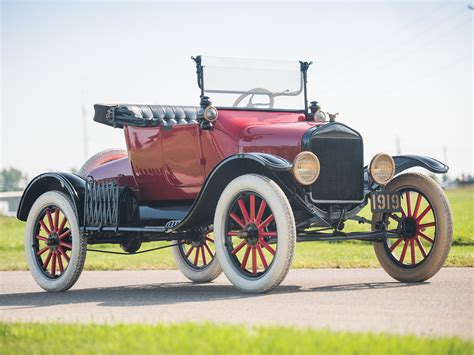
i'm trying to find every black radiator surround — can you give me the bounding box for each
[302,123,364,204]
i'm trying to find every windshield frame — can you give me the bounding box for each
[192,55,312,115]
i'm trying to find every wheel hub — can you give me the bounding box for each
[401,217,417,239]
[46,232,60,250]
[245,224,259,246]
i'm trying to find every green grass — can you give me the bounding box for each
[1,322,472,355]
[1,187,473,270]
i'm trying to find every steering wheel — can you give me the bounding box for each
[232,88,275,109]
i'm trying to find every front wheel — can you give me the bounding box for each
[373,172,453,282]
[214,174,296,293]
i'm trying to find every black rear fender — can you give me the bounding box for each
[17,173,86,223]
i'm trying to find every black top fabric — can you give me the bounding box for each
[94,104,201,128]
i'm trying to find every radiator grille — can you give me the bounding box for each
[309,124,364,201]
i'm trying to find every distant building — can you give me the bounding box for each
[0,191,23,217]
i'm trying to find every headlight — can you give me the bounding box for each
[292,152,320,185]
[203,106,218,122]
[369,153,395,185]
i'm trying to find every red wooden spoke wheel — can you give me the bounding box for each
[383,189,436,267]
[179,233,216,269]
[33,206,73,278]
[225,192,278,277]
[373,173,452,283]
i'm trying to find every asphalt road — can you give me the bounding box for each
[0,268,472,339]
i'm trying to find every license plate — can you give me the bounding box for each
[370,191,401,213]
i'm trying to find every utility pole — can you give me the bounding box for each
[81,86,89,161]
[395,135,401,155]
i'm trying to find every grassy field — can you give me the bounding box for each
[1,187,472,270]
[1,322,472,355]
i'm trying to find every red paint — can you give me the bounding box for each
[89,109,320,202]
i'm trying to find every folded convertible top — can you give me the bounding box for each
[93,104,201,128]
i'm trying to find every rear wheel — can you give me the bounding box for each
[214,174,296,293]
[171,230,222,283]
[373,173,452,282]
[77,148,127,178]
[25,191,87,292]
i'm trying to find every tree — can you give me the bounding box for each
[0,168,27,192]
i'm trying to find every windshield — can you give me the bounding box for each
[199,56,305,111]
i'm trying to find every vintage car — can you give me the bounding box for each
[17,56,452,293]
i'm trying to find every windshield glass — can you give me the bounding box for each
[201,56,304,111]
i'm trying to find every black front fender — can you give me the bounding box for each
[17,172,86,222]
[171,153,293,231]
[393,155,449,175]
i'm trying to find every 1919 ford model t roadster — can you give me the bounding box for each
[17,56,452,293]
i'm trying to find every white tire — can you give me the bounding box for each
[214,174,296,293]
[171,232,222,283]
[78,148,127,178]
[25,191,87,292]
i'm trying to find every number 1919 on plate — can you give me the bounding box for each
[370,191,401,213]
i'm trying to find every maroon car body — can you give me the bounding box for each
[90,110,319,202]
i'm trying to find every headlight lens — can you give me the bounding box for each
[203,106,218,122]
[369,153,395,185]
[292,152,320,185]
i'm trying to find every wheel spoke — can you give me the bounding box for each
[249,194,256,222]
[46,210,54,231]
[231,241,246,255]
[237,199,250,224]
[203,241,213,258]
[261,240,275,255]
[400,206,407,218]
[57,216,67,234]
[36,235,48,242]
[205,236,214,243]
[260,231,277,237]
[60,242,72,250]
[415,236,427,258]
[410,239,416,265]
[43,250,53,270]
[251,247,257,274]
[399,240,409,263]
[405,192,412,217]
[418,232,434,244]
[419,222,435,229]
[39,220,51,235]
[51,252,57,276]
[185,246,194,258]
[416,205,431,223]
[260,214,274,229]
[413,193,422,218]
[59,230,71,240]
[256,200,267,224]
[193,247,199,266]
[57,253,64,273]
[201,246,207,265]
[230,213,246,229]
[53,209,60,231]
[58,246,70,262]
[241,246,251,269]
[389,238,403,252]
[257,244,268,269]
[37,246,49,256]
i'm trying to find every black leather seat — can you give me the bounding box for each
[94,104,201,128]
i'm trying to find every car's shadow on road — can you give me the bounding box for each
[0,280,428,310]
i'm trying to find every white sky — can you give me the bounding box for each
[1,0,472,179]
